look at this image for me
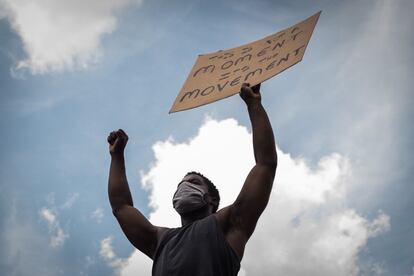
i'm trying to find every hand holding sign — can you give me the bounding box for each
[170,11,321,113]
[240,83,261,105]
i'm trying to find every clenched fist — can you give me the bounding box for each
[240,83,261,105]
[107,129,128,156]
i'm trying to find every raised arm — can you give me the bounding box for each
[216,83,277,259]
[235,83,277,231]
[107,129,165,259]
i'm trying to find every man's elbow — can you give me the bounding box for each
[111,205,123,217]
[268,160,277,176]
[260,157,277,176]
[112,207,120,217]
[110,200,133,217]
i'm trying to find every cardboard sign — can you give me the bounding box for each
[170,11,321,113]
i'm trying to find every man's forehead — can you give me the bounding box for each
[182,173,204,182]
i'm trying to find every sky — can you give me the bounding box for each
[0,0,413,275]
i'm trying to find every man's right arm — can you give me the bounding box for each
[108,129,167,259]
[215,84,277,260]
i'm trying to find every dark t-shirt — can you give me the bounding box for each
[152,215,240,276]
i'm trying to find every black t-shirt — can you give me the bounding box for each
[152,215,240,276]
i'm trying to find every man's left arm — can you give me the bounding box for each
[216,83,277,259]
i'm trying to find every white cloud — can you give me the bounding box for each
[119,117,390,276]
[2,197,63,275]
[61,192,79,209]
[40,207,56,225]
[85,255,96,267]
[367,210,390,237]
[364,261,387,275]
[100,236,127,275]
[50,228,68,248]
[36,192,79,248]
[0,0,142,74]
[0,5,6,18]
[39,207,69,248]
[303,0,412,210]
[91,207,104,223]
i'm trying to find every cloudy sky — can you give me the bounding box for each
[0,0,413,275]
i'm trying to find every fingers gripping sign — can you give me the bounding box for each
[240,83,261,105]
[107,129,129,155]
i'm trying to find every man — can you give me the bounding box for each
[107,83,277,275]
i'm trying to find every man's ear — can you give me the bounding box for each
[203,193,211,202]
[209,196,219,211]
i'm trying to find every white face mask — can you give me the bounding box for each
[172,181,208,214]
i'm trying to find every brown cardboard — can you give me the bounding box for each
[170,11,321,113]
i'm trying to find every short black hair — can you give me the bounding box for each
[185,171,220,213]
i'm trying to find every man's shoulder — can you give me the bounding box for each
[213,206,246,261]
[156,226,173,241]
[213,205,234,233]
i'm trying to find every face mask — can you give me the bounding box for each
[173,181,208,214]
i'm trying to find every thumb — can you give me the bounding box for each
[252,83,261,93]
[107,132,117,145]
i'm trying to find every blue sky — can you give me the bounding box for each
[0,0,413,275]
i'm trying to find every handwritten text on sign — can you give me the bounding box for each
[170,11,321,113]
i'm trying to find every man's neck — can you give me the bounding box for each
[180,206,211,226]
